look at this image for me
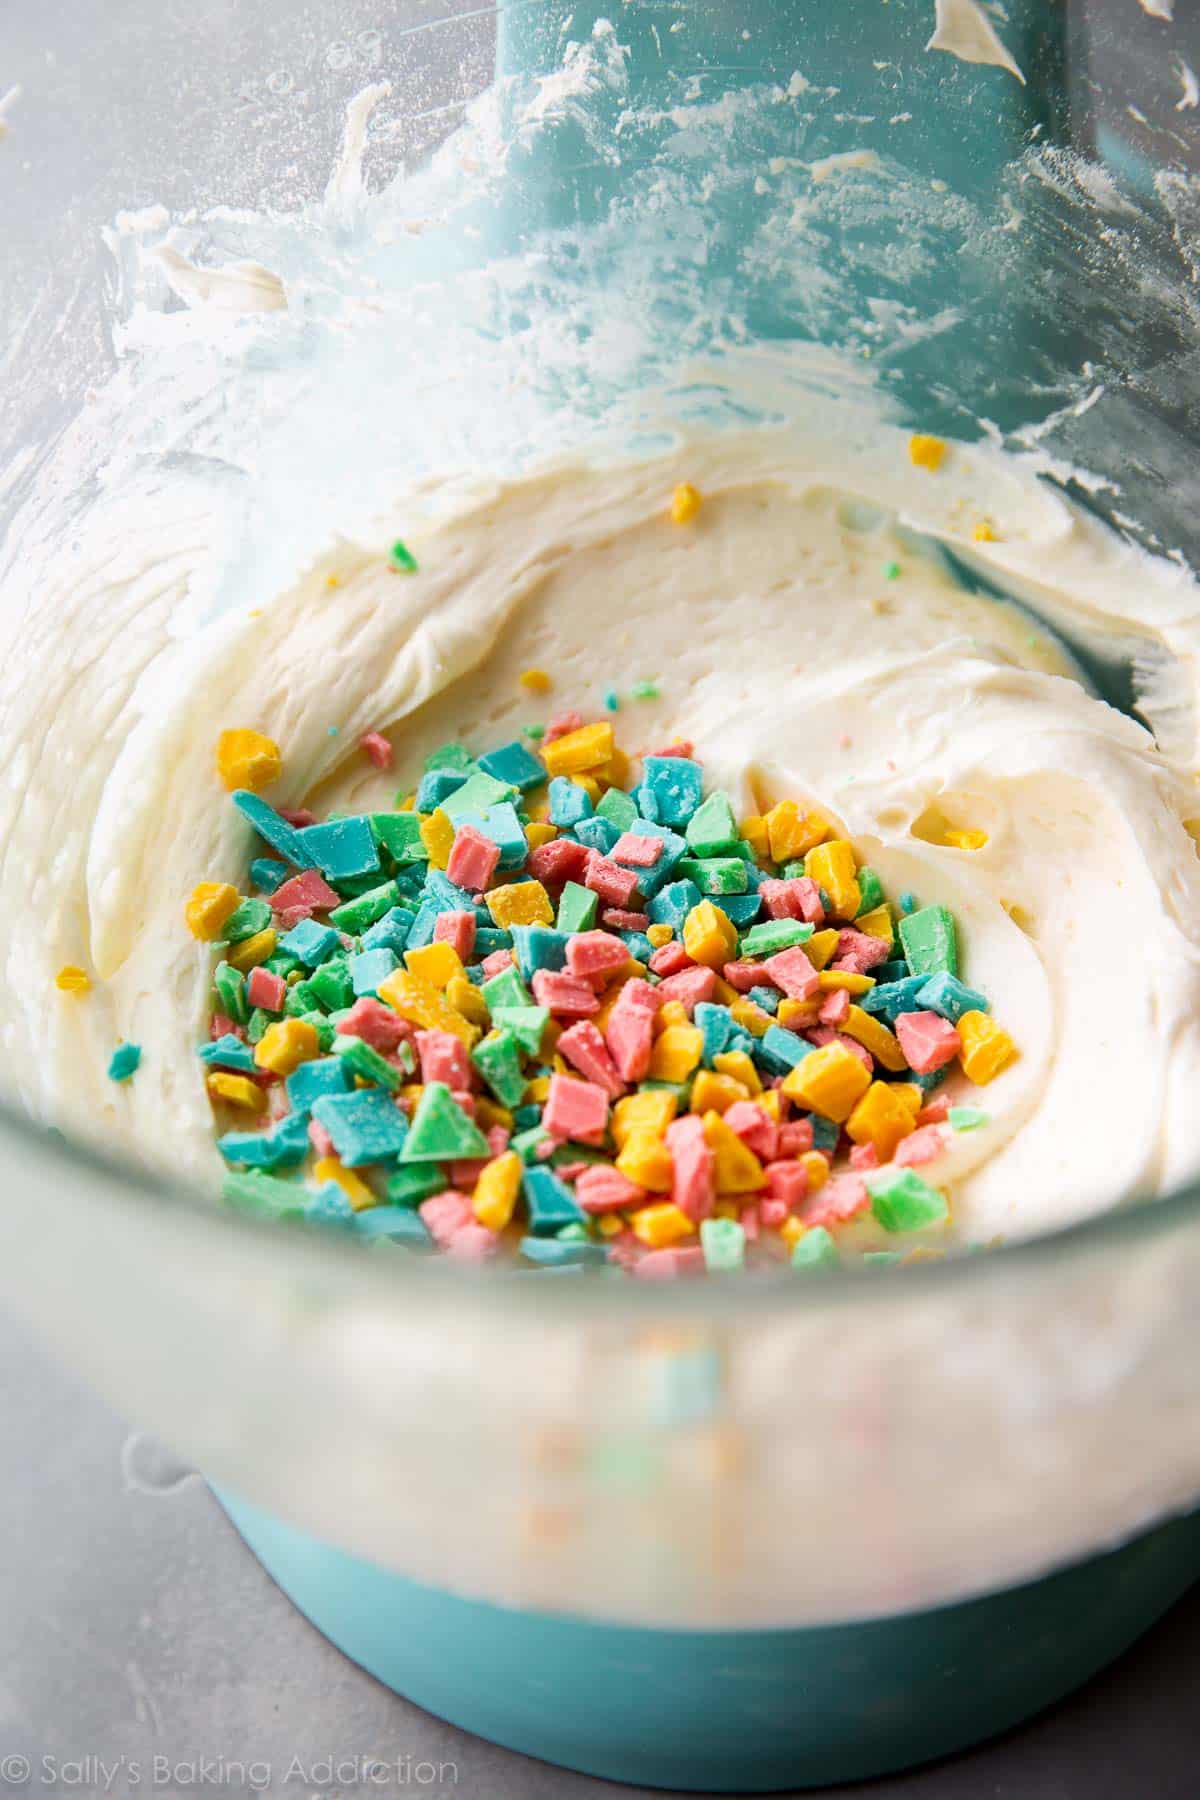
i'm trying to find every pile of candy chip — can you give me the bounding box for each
[190,710,1017,1277]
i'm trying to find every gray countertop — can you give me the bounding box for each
[1,1306,1198,1800]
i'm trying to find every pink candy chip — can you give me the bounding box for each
[665,1114,715,1221]
[416,1029,471,1089]
[833,929,892,975]
[567,930,631,984]
[480,948,514,979]
[849,1142,880,1172]
[801,1173,870,1228]
[762,945,821,1000]
[527,838,593,885]
[760,877,825,925]
[247,966,286,1012]
[340,997,411,1052]
[420,1189,475,1247]
[894,1124,946,1167]
[611,832,663,867]
[576,1165,647,1214]
[605,1004,654,1082]
[777,1118,814,1157]
[632,1247,706,1282]
[723,1101,777,1162]
[557,1020,627,1099]
[602,909,650,931]
[269,869,341,913]
[360,731,394,770]
[434,909,476,959]
[446,824,500,893]
[585,857,641,908]
[532,969,601,1018]
[654,966,717,1014]
[542,1073,609,1145]
[721,962,765,993]
[818,987,850,1025]
[648,941,690,976]
[544,710,585,743]
[308,1119,336,1158]
[445,1222,501,1263]
[895,1010,961,1074]
[764,1161,809,1208]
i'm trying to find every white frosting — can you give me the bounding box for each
[4,425,1200,1251]
[927,0,1026,84]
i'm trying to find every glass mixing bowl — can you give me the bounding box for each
[4,1,1200,1787]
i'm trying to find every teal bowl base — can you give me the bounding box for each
[214,1488,1200,1791]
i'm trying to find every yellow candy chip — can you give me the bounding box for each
[228,928,277,972]
[646,923,674,949]
[782,1041,871,1123]
[942,827,989,851]
[777,997,822,1031]
[378,968,479,1047]
[205,1071,267,1112]
[446,974,490,1028]
[805,840,861,921]
[682,900,737,970]
[713,1050,761,1093]
[655,1000,690,1032]
[254,1017,320,1076]
[740,815,771,860]
[473,1150,524,1232]
[855,904,894,948]
[972,521,998,542]
[701,1111,766,1194]
[817,970,876,996]
[486,881,554,929]
[779,1216,807,1251]
[613,1088,678,1150]
[846,1081,915,1161]
[519,667,553,693]
[631,1201,695,1247]
[54,965,91,994]
[597,746,632,791]
[842,1005,908,1073]
[670,482,702,525]
[616,1130,674,1193]
[405,941,465,989]
[758,1087,782,1123]
[800,1150,830,1194]
[765,800,832,863]
[711,976,742,1006]
[185,881,240,942]
[958,1010,1017,1085]
[803,929,839,971]
[909,433,947,471]
[649,1024,704,1084]
[539,722,614,778]
[419,808,455,870]
[474,1097,514,1134]
[729,997,771,1039]
[216,728,281,793]
[891,1083,924,1117]
[689,1070,750,1115]
[314,1156,376,1211]
[524,1074,552,1105]
[575,774,603,804]
[525,821,558,850]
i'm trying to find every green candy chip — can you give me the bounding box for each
[898,905,958,978]
[791,1226,839,1271]
[471,1029,529,1108]
[868,1168,949,1234]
